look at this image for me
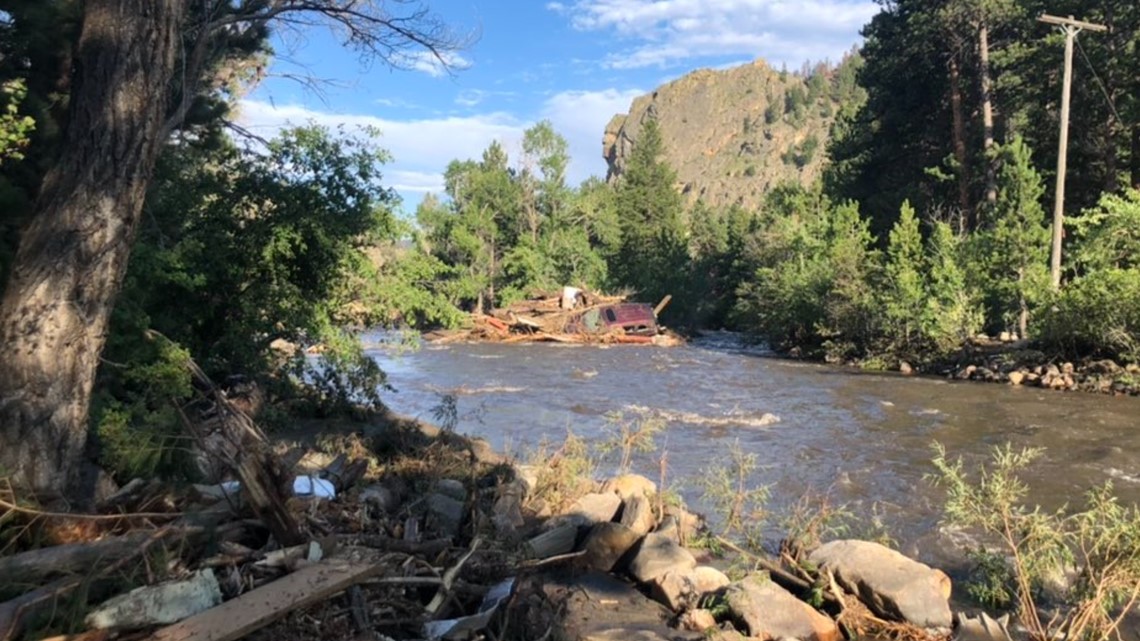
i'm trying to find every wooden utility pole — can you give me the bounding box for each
[1039,14,1106,290]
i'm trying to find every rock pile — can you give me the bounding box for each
[511,471,956,641]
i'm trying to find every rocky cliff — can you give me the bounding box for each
[603,58,862,210]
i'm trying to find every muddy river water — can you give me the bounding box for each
[367,332,1140,568]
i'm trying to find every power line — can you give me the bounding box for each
[1074,35,1122,124]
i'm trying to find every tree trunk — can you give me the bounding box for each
[0,0,185,495]
[1132,126,1140,190]
[949,54,972,224]
[1103,2,1119,193]
[979,22,998,208]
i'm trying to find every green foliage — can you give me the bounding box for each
[1037,269,1140,362]
[595,412,665,474]
[929,442,1140,640]
[611,118,690,314]
[1069,189,1140,273]
[970,136,1050,337]
[925,221,984,351]
[0,79,35,164]
[697,440,770,548]
[880,201,928,356]
[94,125,400,479]
[93,337,199,481]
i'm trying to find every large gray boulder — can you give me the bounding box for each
[723,576,842,641]
[628,531,697,583]
[809,539,952,628]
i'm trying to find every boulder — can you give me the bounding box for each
[809,539,952,628]
[1007,371,1025,386]
[655,506,701,544]
[647,565,731,612]
[724,577,841,641]
[693,566,731,593]
[580,522,642,573]
[87,569,222,630]
[629,532,697,584]
[619,494,656,536]
[359,484,399,512]
[538,571,701,641]
[602,474,657,500]
[433,478,467,502]
[427,493,465,537]
[549,492,622,529]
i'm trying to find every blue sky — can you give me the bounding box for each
[238,0,880,211]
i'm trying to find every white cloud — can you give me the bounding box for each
[540,88,643,183]
[236,100,523,199]
[235,86,643,205]
[551,0,877,69]
[398,50,472,77]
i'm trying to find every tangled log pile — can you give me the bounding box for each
[425,290,684,346]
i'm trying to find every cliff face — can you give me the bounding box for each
[604,59,858,210]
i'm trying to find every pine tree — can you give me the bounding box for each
[882,201,928,354]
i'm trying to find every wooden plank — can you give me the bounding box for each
[146,558,383,641]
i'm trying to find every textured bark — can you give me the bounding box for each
[949,55,972,223]
[1132,126,1140,190]
[978,23,997,207]
[0,0,186,494]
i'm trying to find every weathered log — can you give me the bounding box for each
[145,556,385,641]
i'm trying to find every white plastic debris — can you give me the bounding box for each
[86,569,222,630]
[423,578,515,640]
[292,475,336,499]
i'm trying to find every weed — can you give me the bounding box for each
[929,442,1140,641]
[697,440,770,548]
[595,411,665,475]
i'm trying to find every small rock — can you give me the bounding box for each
[647,565,731,612]
[550,492,623,529]
[360,484,399,512]
[692,566,731,593]
[649,569,700,611]
[1061,362,1075,375]
[1007,371,1025,386]
[427,493,465,537]
[602,474,657,500]
[433,478,467,502]
[629,531,697,583]
[87,569,222,630]
[678,609,718,632]
[809,539,952,628]
[899,361,913,375]
[619,494,657,536]
[513,464,541,494]
[492,481,526,534]
[724,576,841,641]
[999,331,1013,343]
[954,612,1013,641]
[655,505,701,544]
[580,522,642,573]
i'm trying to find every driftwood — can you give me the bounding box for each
[0,524,186,641]
[0,529,165,587]
[145,556,385,641]
[173,350,303,547]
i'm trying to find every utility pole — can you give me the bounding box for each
[1038,14,1106,290]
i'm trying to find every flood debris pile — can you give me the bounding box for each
[425,288,684,346]
[3,399,987,641]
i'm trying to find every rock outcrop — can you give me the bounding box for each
[603,57,862,211]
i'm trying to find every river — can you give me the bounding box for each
[366,332,1140,569]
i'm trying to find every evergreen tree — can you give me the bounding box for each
[611,118,688,312]
[881,201,928,355]
[973,135,1049,337]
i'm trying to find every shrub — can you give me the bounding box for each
[1037,269,1140,363]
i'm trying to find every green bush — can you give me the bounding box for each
[1037,269,1140,363]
